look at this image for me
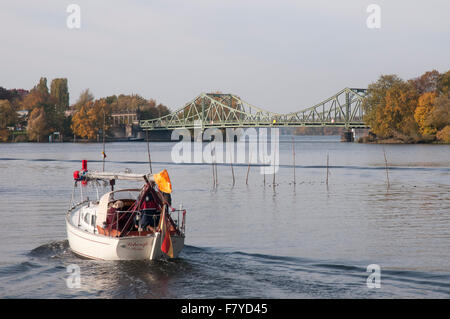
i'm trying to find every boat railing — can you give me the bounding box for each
[110,207,186,236]
[68,198,90,213]
[170,208,186,235]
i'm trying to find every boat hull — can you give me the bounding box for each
[66,215,184,260]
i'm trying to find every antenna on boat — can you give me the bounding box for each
[146,130,153,174]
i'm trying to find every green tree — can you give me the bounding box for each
[35,77,49,96]
[50,78,69,111]
[21,78,66,138]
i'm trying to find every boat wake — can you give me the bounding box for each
[28,240,72,259]
[1,244,449,298]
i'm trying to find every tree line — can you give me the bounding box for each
[363,70,450,143]
[0,77,170,142]
[2,71,449,143]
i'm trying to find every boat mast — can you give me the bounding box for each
[102,109,106,172]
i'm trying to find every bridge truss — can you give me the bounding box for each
[140,88,368,130]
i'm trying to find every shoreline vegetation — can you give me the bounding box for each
[0,77,170,143]
[359,69,450,144]
[1,69,449,144]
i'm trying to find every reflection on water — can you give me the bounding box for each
[0,137,449,298]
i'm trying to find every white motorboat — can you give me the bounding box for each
[66,161,185,260]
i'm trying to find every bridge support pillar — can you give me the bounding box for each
[341,129,354,142]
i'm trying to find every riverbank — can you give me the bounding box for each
[357,135,450,144]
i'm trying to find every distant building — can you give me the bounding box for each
[16,110,29,118]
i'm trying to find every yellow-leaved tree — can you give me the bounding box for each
[27,107,49,142]
[71,99,111,140]
[414,92,437,136]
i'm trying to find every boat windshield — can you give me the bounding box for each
[108,189,141,201]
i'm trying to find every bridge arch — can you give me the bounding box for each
[140,88,369,130]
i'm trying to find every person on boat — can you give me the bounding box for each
[105,200,124,230]
[135,193,160,232]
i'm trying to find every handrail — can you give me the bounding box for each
[69,204,186,237]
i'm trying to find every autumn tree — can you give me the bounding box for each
[0,100,17,128]
[382,82,419,139]
[436,125,450,143]
[431,93,450,130]
[437,71,450,94]
[411,70,440,95]
[71,103,92,139]
[73,89,94,110]
[71,99,112,140]
[106,94,170,120]
[412,71,450,140]
[430,93,450,142]
[363,75,404,137]
[19,77,68,138]
[363,75,419,139]
[414,92,437,137]
[27,107,49,142]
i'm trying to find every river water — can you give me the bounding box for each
[0,136,449,298]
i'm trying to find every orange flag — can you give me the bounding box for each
[160,206,174,258]
[153,169,172,194]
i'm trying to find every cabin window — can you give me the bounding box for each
[84,213,90,225]
[91,215,96,226]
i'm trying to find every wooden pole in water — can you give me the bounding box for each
[212,162,216,188]
[272,149,276,187]
[383,147,390,189]
[146,130,153,174]
[230,152,235,187]
[214,140,218,186]
[212,144,216,189]
[246,151,252,185]
[292,136,296,185]
[326,153,329,187]
[215,161,218,186]
[263,157,266,186]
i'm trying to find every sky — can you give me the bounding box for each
[1,0,449,113]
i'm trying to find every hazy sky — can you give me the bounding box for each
[1,0,449,113]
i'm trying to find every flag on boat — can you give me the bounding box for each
[102,151,107,159]
[153,169,172,193]
[160,206,174,258]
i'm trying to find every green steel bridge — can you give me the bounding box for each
[140,87,369,131]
